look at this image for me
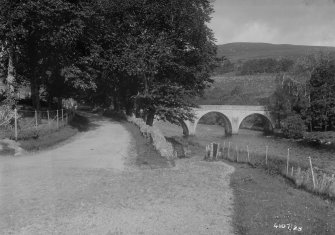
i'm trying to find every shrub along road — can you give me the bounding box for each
[0,112,235,235]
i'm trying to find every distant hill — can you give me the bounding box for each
[217,42,335,61]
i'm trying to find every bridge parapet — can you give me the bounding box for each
[181,105,274,136]
[196,105,269,111]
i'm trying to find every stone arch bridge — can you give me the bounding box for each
[180,105,274,136]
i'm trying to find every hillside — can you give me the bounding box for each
[197,74,277,106]
[217,42,335,61]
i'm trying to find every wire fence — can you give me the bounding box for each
[0,108,76,141]
[205,141,335,199]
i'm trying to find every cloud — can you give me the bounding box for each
[230,22,278,43]
[209,0,335,46]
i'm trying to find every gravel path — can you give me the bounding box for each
[0,112,235,235]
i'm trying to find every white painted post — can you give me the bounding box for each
[286,148,290,175]
[247,145,250,163]
[291,166,294,177]
[309,156,316,190]
[56,110,59,129]
[14,108,18,141]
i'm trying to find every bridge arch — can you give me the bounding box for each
[194,111,233,136]
[238,113,274,133]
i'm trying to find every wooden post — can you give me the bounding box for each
[286,148,290,175]
[265,146,268,165]
[56,110,59,129]
[47,110,50,126]
[61,109,64,124]
[215,143,220,161]
[247,145,250,163]
[228,142,231,160]
[236,145,238,162]
[291,166,294,176]
[14,108,18,141]
[35,110,38,128]
[309,156,316,190]
[222,142,225,158]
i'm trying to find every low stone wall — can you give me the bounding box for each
[127,116,177,161]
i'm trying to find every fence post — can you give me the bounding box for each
[228,142,231,160]
[61,109,64,124]
[236,145,239,162]
[309,156,316,190]
[57,110,59,129]
[247,145,250,163]
[35,110,38,128]
[291,166,294,177]
[47,110,50,126]
[286,148,290,175]
[265,146,268,165]
[14,108,18,141]
[66,113,68,124]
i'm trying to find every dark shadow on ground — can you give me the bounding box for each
[0,143,15,156]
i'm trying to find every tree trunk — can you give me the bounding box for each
[146,109,155,126]
[6,46,15,96]
[144,74,148,95]
[30,76,41,123]
[47,94,53,109]
[30,75,40,111]
[113,94,120,112]
[57,97,62,109]
[125,101,133,116]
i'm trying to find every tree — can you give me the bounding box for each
[309,57,335,131]
[269,85,292,128]
[0,0,95,110]
[281,114,305,139]
[89,0,216,125]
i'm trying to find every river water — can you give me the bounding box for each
[155,121,335,173]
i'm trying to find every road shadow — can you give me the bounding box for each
[69,112,99,132]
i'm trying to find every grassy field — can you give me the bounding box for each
[197,73,277,105]
[154,121,335,234]
[217,42,335,61]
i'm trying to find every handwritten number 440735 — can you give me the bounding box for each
[274,223,302,232]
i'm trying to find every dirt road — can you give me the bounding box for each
[0,113,235,235]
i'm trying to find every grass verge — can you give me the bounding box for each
[177,136,335,235]
[230,162,335,235]
[122,121,174,169]
[19,114,89,151]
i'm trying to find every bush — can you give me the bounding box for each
[281,114,305,139]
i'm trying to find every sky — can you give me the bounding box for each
[209,0,335,46]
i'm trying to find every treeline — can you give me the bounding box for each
[268,54,335,137]
[215,57,295,75]
[0,0,216,126]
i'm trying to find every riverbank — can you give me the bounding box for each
[154,121,335,234]
[183,135,335,235]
